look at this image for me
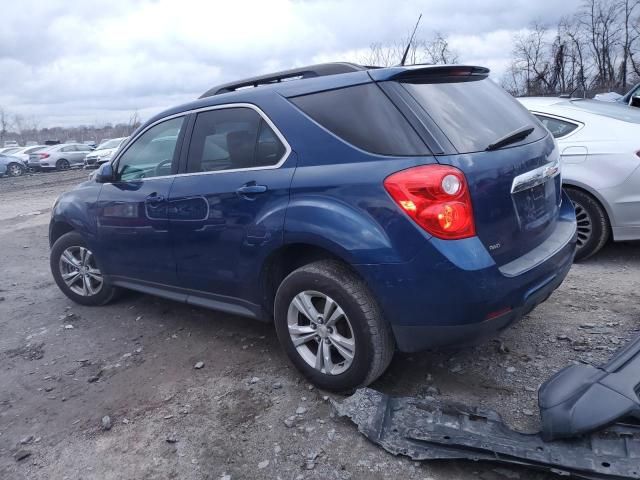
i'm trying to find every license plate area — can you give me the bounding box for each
[513,179,558,231]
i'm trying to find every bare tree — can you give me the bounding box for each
[360,32,458,67]
[422,33,459,64]
[126,111,141,135]
[0,107,8,145]
[619,0,640,89]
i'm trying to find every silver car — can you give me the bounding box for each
[83,137,127,169]
[519,97,640,260]
[28,143,94,171]
[0,153,27,177]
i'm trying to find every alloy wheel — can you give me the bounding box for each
[573,202,592,249]
[287,290,355,375]
[58,246,103,296]
[7,164,23,177]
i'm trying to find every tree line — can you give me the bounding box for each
[0,107,141,147]
[502,0,640,97]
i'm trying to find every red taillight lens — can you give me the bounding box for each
[39,153,50,159]
[384,165,476,240]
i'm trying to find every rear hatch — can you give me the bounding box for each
[382,69,562,265]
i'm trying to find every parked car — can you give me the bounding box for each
[0,153,27,177]
[29,143,94,170]
[10,145,48,165]
[49,63,576,391]
[83,137,127,169]
[3,140,19,148]
[0,146,22,155]
[519,97,640,260]
[595,82,640,108]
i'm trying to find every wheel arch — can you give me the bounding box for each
[49,220,75,247]
[563,182,613,230]
[259,242,363,320]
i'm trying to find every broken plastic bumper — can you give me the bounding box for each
[539,335,640,441]
[335,388,640,480]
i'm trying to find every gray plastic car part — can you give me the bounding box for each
[539,335,640,441]
[335,388,640,480]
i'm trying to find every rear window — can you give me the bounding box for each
[402,78,546,153]
[291,83,430,156]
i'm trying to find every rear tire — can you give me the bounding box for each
[50,231,118,306]
[566,188,609,261]
[56,159,70,171]
[274,260,395,392]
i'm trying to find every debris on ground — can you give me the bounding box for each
[335,388,640,480]
[101,415,112,431]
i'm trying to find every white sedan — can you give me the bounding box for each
[518,97,640,260]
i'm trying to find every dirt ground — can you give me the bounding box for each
[1,170,639,480]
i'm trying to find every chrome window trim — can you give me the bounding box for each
[111,103,292,182]
[530,111,584,140]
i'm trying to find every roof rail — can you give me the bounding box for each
[199,62,369,98]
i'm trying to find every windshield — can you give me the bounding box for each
[401,78,546,153]
[96,138,124,150]
[567,100,640,124]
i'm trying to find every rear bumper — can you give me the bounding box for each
[357,190,577,353]
[391,255,572,352]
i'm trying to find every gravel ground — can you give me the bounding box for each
[1,171,639,480]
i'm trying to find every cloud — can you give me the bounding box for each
[0,0,582,127]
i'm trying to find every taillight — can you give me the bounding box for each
[39,153,50,159]
[384,165,476,240]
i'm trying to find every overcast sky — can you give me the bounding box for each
[0,0,583,128]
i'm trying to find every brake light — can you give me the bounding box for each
[384,165,476,240]
[39,153,50,159]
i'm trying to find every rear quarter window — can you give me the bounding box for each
[290,83,430,156]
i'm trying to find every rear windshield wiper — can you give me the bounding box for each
[485,125,535,151]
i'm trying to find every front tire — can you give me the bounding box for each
[566,188,610,261]
[274,260,394,392]
[50,231,118,306]
[6,162,25,177]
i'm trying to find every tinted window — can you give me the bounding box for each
[291,83,429,156]
[402,78,546,153]
[117,117,184,181]
[533,115,579,138]
[186,107,286,173]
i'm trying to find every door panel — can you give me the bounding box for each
[169,105,295,304]
[96,177,176,284]
[95,116,186,285]
[169,164,295,300]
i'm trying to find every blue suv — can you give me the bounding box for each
[49,63,576,391]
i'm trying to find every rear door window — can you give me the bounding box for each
[401,78,546,153]
[290,83,429,156]
[186,107,287,173]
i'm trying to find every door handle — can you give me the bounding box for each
[236,184,268,197]
[145,193,165,204]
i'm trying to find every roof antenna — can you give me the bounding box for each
[400,13,422,66]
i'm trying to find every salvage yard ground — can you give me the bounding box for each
[1,171,639,480]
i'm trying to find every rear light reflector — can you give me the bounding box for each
[384,164,476,240]
[486,307,512,320]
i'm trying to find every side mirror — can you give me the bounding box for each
[95,162,114,183]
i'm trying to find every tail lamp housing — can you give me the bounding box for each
[384,164,476,240]
[39,153,50,159]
